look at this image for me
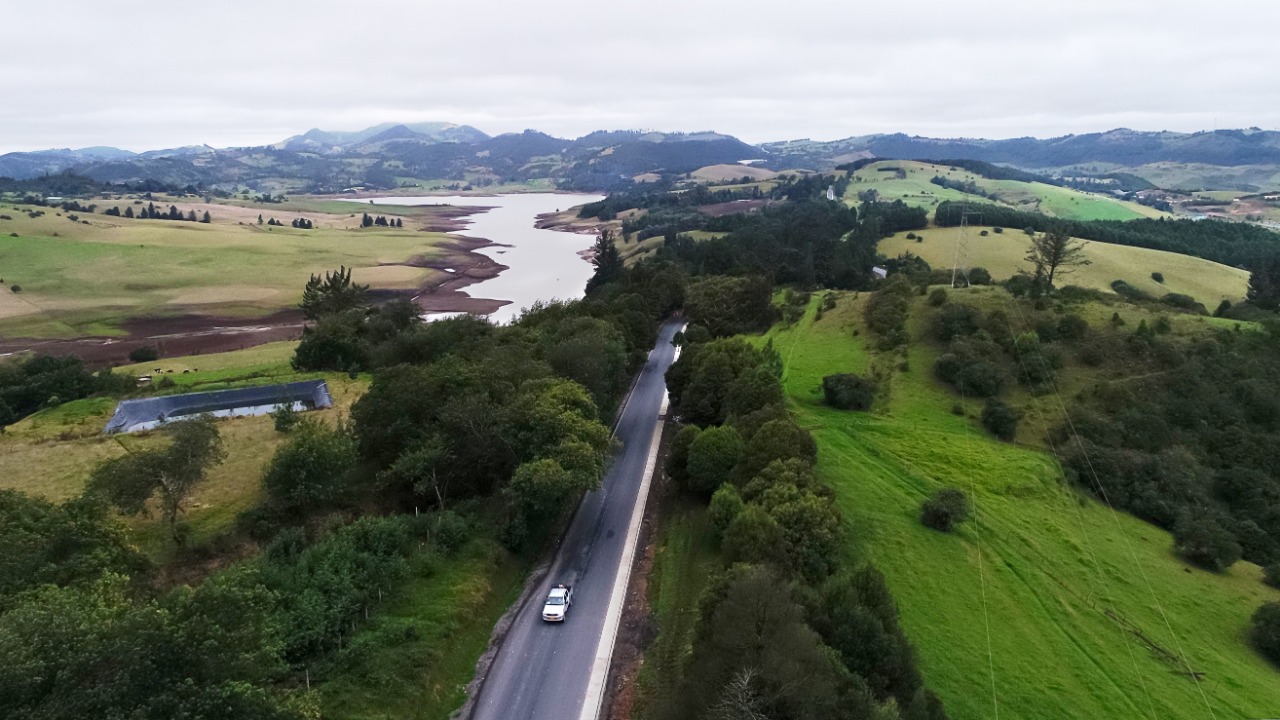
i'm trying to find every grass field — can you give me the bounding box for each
[0,341,367,561]
[0,197,458,338]
[879,227,1249,307]
[846,161,1168,222]
[753,293,1280,720]
[632,494,722,717]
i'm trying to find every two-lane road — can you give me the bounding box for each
[472,319,683,720]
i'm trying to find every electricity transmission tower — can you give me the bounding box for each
[950,203,983,288]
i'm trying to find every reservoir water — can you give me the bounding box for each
[361,193,605,324]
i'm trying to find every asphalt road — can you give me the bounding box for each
[471,319,683,720]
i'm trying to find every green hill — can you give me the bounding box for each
[846,160,1167,222]
[756,293,1280,720]
[878,227,1249,308]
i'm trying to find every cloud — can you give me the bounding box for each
[3,0,1277,152]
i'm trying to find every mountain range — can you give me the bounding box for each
[4,124,1280,192]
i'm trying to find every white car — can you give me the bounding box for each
[542,584,573,622]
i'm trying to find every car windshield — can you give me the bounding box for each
[546,596,565,605]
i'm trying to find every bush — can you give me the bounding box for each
[981,398,1020,441]
[1250,602,1280,664]
[1056,314,1088,340]
[1110,279,1152,302]
[431,510,470,552]
[1172,515,1242,572]
[931,302,981,341]
[821,373,877,411]
[1161,293,1206,314]
[968,267,992,285]
[271,402,300,433]
[127,345,160,363]
[708,484,744,537]
[979,230,989,236]
[927,288,948,307]
[1214,299,1232,317]
[9,284,20,293]
[920,488,971,532]
[262,417,357,511]
[1151,271,1165,283]
[992,226,1003,234]
[1265,564,1280,589]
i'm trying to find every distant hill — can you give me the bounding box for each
[761,128,1280,170]
[6,125,1280,192]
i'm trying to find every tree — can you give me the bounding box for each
[709,484,744,537]
[981,398,1020,441]
[685,425,743,495]
[201,210,211,223]
[299,266,369,321]
[822,373,877,411]
[586,229,624,293]
[1173,514,1241,571]
[1024,225,1090,288]
[1250,602,1280,664]
[666,424,701,488]
[920,488,971,532]
[1247,256,1280,310]
[262,417,356,511]
[87,416,226,545]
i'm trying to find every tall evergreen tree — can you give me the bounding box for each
[586,229,624,293]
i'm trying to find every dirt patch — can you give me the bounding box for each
[604,419,677,720]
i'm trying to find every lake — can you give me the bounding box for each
[360,193,605,324]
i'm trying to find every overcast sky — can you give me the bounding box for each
[3,0,1277,153]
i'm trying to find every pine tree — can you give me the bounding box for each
[258,214,264,224]
[586,229,624,293]
[201,211,211,223]
[361,212,373,227]
[124,207,134,218]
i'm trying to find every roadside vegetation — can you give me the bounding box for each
[0,241,683,718]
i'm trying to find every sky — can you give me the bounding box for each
[3,0,1278,153]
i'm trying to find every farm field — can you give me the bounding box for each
[878,226,1249,307]
[754,293,1280,720]
[846,160,1167,222]
[0,197,464,339]
[0,340,363,560]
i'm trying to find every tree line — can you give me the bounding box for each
[651,332,948,719]
[934,200,1280,269]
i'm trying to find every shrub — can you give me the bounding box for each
[979,230,989,236]
[1151,271,1165,283]
[271,402,300,433]
[1214,299,1232,317]
[931,302,981,342]
[1111,279,1152,301]
[981,398,1020,441]
[1056,314,1088,340]
[1265,564,1280,589]
[708,484,744,538]
[906,232,917,240]
[992,226,1004,234]
[1250,602,1280,664]
[1161,293,1206,314]
[821,373,877,411]
[968,267,992,285]
[927,288,948,307]
[262,417,357,511]
[1173,515,1242,572]
[920,488,971,531]
[432,510,470,552]
[127,345,160,363]
[9,284,20,293]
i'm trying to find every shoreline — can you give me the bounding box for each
[0,195,597,366]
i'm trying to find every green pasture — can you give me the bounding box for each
[754,293,1280,720]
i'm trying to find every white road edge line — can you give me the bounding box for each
[577,341,678,720]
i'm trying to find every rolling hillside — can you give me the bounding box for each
[757,293,1280,720]
[846,160,1166,222]
[878,226,1249,307]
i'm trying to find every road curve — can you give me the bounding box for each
[471,319,684,720]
